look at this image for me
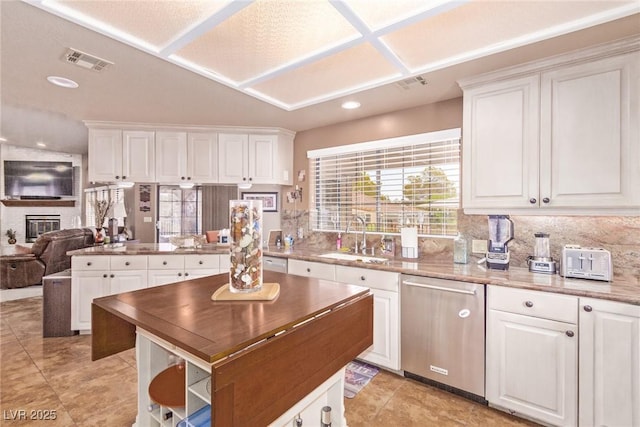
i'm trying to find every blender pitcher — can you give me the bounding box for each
[528,232,557,273]
[534,232,551,260]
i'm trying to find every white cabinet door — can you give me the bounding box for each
[122,130,155,182]
[248,134,276,184]
[358,288,399,370]
[287,259,336,281]
[579,298,640,427]
[88,129,123,182]
[109,270,147,295]
[148,269,185,287]
[334,266,399,370]
[188,132,218,183]
[218,133,248,183]
[72,270,109,331]
[155,131,188,183]
[462,75,540,210]
[486,309,577,426]
[540,53,640,209]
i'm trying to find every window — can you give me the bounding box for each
[157,185,202,242]
[85,186,125,228]
[308,128,461,237]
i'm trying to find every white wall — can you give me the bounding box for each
[0,143,83,244]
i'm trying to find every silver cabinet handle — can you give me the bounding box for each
[566,330,574,337]
[525,301,534,308]
[402,280,476,296]
[584,305,593,312]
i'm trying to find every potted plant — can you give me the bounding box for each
[6,229,17,244]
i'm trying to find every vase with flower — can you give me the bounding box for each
[93,195,113,245]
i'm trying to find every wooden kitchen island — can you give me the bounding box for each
[91,271,373,427]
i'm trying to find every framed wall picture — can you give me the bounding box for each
[241,192,278,212]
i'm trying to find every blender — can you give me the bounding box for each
[486,215,514,270]
[527,232,557,274]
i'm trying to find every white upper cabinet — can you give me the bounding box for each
[218,132,293,185]
[188,132,218,183]
[462,75,540,210]
[218,133,249,184]
[459,37,640,215]
[88,128,155,183]
[539,53,639,209]
[155,131,187,183]
[156,131,218,184]
[85,122,295,186]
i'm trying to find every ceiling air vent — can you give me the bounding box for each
[63,48,113,72]
[395,75,428,90]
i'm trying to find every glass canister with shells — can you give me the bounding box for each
[229,200,263,293]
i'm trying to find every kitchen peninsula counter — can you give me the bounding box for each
[67,242,230,256]
[264,247,640,305]
[92,271,373,426]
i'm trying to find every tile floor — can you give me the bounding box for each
[1,296,538,426]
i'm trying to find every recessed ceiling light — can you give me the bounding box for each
[47,76,79,88]
[36,142,47,148]
[341,101,361,110]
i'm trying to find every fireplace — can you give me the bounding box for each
[25,215,61,242]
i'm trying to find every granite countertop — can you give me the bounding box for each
[67,242,230,256]
[263,247,640,306]
[67,242,638,305]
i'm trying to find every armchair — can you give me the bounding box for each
[1,228,94,289]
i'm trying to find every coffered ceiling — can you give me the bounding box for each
[1,1,639,154]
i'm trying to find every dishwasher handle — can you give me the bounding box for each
[402,280,477,296]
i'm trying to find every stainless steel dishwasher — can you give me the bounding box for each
[401,275,486,398]
[263,256,288,273]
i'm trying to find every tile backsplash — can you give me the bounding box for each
[282,210,639,283]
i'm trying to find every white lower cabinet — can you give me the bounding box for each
[72,255,148,330]
[287,259,336,281]
[579,297,640,427]
[148,254,223,287]
[72,254,226,331]
[107,255,148,295]
[136,328,347,427]
[334,265,400,370]
[486,286,578,426]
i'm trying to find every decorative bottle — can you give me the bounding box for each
[453,233,468,264]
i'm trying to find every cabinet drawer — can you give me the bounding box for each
[288,259,336,281]
[488,285,578,324]
[72,256,110,271]
[184,254,219,270]
[335,265,399,292]
[110,255,147,270]
[148,255,184,270]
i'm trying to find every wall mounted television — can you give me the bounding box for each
[4,161,74,198]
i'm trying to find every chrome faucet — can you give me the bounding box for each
[345,215,367,254]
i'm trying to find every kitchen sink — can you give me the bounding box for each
[319,252,389,264]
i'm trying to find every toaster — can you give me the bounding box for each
[561,245,612,281]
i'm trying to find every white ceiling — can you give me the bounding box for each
[1,1,639,154]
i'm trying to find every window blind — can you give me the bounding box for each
[308,130,461,237]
